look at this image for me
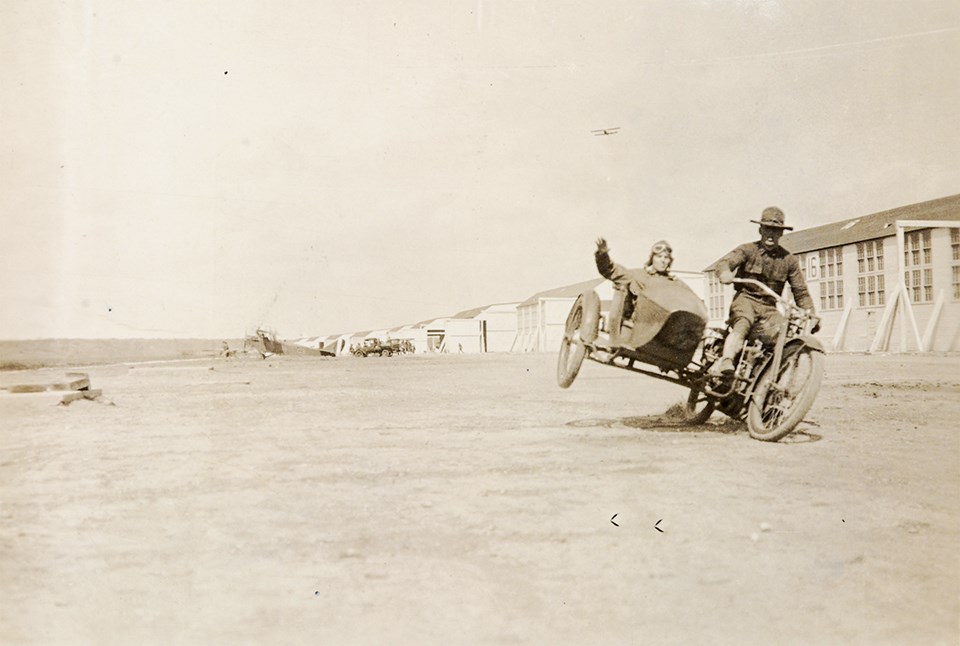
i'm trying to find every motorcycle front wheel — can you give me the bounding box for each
[746,347,824,441]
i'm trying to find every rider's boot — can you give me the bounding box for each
[709,330,744,376]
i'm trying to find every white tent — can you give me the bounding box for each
[322,333,354,356]
[290,336,324,350]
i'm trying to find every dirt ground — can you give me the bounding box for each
[0,351,958,645]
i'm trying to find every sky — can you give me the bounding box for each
[2,0,958,340]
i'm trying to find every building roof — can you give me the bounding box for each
[703,194,960,270]
[413,317,443,327]
[450,302,519,319]
[518,276,607,307]
[782,193,960,254]
[451,306,486,319]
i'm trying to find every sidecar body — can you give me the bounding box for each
[556,268,712,398]
[566,269,708,375]
[605,273,707,369]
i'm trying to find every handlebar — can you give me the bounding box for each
[731,278,820,326]
[731,277,784,303]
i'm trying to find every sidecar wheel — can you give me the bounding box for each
[579,290,600,343]
[557,295,588,388]
[747,347,824,441]
[682,385,715,424]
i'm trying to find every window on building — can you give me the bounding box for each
[707,272,725,320]
[818,247,844,310]
[952,228,960,300]
[856,240,885,307]
[903,229,933,303]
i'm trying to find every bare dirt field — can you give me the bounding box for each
[1,351,958,645]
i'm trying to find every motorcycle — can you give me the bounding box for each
[557,276,825,442]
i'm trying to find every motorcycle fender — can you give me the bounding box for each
[745,336,824,404]
[785,335,825,354]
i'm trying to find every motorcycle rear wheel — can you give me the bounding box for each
[683,385,715,424]
[747,347,824,441]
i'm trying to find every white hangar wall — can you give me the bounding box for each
[513,279,611,353]
[479,303,519,352]
[796,227,960,352]
[439,318,485,353]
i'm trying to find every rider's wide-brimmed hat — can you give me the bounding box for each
[750,206,793,231]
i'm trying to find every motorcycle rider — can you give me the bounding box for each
[709,207,819,376]
[595,238,676,288]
